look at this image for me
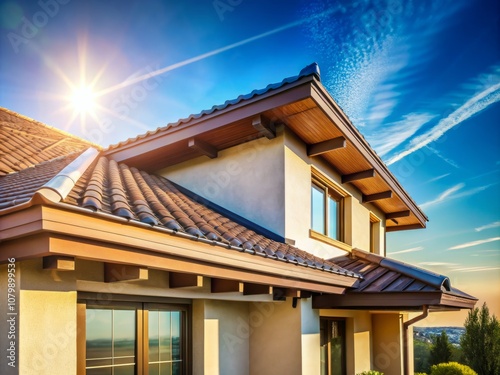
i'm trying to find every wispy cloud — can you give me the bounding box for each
[387,73,500,165]
[448,237,500,250]
[475,221,500,232]
[426,173,451,184]
[451,266,500,273]
[419,183,492,209]
[419,261,458,267]
[390,246,424,255]
[367,113,435,157]
[419,183,464,209]
[424,146,459,168]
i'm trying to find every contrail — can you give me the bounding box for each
[387,81,500,165]
[95,8,338,98]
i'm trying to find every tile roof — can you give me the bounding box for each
[0,107,99,176]
[0,151,82,209]
[332,249,463,294]
[64,154,360,278]
[106,63,321,151]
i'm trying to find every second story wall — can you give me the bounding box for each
[283,128,386,259]
[157,129,286,237]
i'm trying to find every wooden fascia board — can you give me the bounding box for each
[50,235,347,294]
[309,81,428,227]
[0,205,45,241]
[105,81,314,163]
[312,292,444,309]
[16,204,356,290]
[440,292,478,309]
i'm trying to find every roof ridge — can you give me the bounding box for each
[0,107,102,149]
[105,63,320,151]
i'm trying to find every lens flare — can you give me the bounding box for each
[71,85,96,114]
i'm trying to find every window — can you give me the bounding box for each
[311,181,343,241]
[80,300,189,375]
[370,213,381,254]
[320,318,346,375]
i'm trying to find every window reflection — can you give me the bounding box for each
[148,310,183,375]
[86,308,136,374]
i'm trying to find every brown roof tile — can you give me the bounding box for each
[0,152,82,208]
[0,107,100,176]
[66,155,358,277]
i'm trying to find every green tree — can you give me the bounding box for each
[429,331,452,366]
[460,303,500,375]
[414,339,432,373]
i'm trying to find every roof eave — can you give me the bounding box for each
[309,79,428,228]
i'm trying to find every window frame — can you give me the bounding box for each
[77,296,190,375]
[320,318,347,375]
[310,167,350,251]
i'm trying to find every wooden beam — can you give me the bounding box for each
[391,219,399,225]
[252,115,275,139]
[243,283,273,295]
[307,136,346,157]
[104,263,148,282]
[42,255,75,271]
[386,210,411,220]
[341,169,375,184]
[211,278,243,293]
[362,191,393,203]
[386,224,425,232]
[188,138,218,159]
[273,288,312,300]
[169,272,203,288]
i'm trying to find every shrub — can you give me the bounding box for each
[415,373,427,375]
[430,362,477,375]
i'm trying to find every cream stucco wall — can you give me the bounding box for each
[283,127,387,258]
[372,313,404,375]
[157,131,286,237]
[2,259,78,375]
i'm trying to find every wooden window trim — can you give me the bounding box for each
[311,167,349,246]
[77,296,191,375]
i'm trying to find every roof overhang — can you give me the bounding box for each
[0,203,356,295]
[312,290,478,312]
[104,72,427,230]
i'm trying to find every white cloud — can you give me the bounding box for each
[426,173,451,183]
[367,113,435,157]
[390,246,424,255]
[448,237,500,250]
[419,183,492,209]
[418,261,458,267]
[386,76,500,165]
[475,221,500,232]
[451,266,500,273]
[419,183,464,209]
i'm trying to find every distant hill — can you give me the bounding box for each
[414,327,465,346]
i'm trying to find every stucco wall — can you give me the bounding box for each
[283,127,387,258]
[250,299,302,375]
[372,313,404,375]
[157,131,286,237]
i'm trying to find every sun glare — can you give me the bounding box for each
[71,86,96,114]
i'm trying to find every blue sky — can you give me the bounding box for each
[1,0,499,324]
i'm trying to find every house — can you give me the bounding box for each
[0,64,477,375]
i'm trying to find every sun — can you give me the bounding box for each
[71,85,96,114]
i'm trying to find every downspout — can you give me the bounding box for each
[403,305,429,375]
